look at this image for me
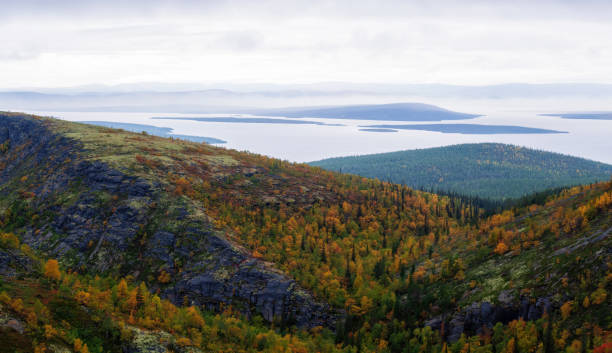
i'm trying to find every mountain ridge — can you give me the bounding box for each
[0,113,338,329]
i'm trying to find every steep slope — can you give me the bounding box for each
[0,236,340,353]
[0,113,610,353]
[0,113,336,330]
[79,121,226,144]
[310,143,612,200]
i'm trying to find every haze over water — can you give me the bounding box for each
[26,97,612,165]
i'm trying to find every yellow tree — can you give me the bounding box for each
[117,278,129,298]
[560,301,573,320]
[44,259,61,281]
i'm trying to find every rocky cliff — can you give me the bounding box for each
[425,290,553,342]
[0,113,338,330]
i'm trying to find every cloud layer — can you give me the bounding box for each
[2,0,612,88]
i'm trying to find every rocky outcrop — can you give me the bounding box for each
[0,309,25,335]
[0,248,37,278]
[121,325,208,353]
[425,290,553,342]
[553,225,612,256]
[166,233,338,328]
[0,114,339,330]
[21,160,156,273]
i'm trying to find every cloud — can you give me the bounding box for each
[209,31,263,52]
[3,0,612,22]
[1,0,611,88]
[0,49,41,61]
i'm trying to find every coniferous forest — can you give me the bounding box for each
[310,143,612,200]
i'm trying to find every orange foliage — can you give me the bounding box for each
[561,301,573,320]
[494,242,509,255]
[44,259,61,281]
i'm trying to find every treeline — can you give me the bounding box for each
[428,185,572,217]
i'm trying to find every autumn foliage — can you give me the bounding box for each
[0,116,610,352]
[44,259,61,281]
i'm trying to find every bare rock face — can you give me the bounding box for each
[425,290,553,342]
[0,312,25,335]
[20,160,155,273]
[0,248,36,278]
[166,233,338,329]
[0,114,339,330]
[121,325,208,353]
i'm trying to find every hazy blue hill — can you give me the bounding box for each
[152,116,343,125]
[541,112,612,120]
[360,123,566,134]
[310,143,612,199]
[260,102,480,121]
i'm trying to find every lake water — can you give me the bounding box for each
[26,99,612,164]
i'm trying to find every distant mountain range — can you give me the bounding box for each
[2,82,612,112]
[310,143,612,200]
[5,82,612,97]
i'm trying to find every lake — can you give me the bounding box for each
[25,98,612,164]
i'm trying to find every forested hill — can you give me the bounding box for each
[0,113,610,353]
[310,143,612,200]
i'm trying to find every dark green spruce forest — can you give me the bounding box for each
[310,143,612,200]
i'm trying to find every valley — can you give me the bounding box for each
[0,113,609,352]
[3,1,612,352]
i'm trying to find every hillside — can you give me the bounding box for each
[79,121,226,144]
[0,113,610,353]
[310,143,612,200]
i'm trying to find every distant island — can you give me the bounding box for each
[359,128,398,132]
[152,116,343,126]
[79,121,226,144]
[359,123,567,134]
[310,143,612,200]
[258,102,480,121]
[541,112,612,120]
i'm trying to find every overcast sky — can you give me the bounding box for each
[2,0,612,89]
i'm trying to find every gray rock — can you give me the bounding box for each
[447,315,465,342]
[497,290,515,306]
[168,234,339,329]
[0,249,36,278]
[4,319,24,334]
[437,294,552,342]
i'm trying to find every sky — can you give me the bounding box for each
[2,0,612,89]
